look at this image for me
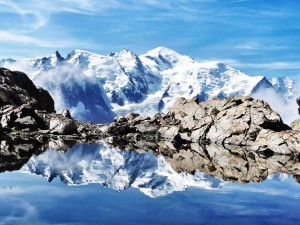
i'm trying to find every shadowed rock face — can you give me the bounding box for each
[0,68,55,112]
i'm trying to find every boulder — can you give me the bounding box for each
[124,112,139,121]
[158,126,179,140]
[0,104,45,130]
[14,116,37,130]
[49,117,77,134]
[296,97,300,107]
[1,113,13,128]
[61,109,72,119]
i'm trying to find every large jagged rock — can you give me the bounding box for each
[291,118,300,130]
[168,96,290,145]
[0,68,56,131]
[0,68,55,112]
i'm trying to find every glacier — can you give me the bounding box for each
[0,47,296,123]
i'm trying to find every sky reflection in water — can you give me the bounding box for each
[0,144,299,225]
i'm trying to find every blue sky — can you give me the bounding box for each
[0,0,299,77]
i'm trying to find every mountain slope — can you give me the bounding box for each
[269,77,296,99]
[0,47,294,122]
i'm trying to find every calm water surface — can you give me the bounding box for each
[0,143,299,225]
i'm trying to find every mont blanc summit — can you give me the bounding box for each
[0,47,295,122]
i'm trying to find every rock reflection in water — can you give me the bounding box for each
[157,141,300,184]
[0,138,47,172]
[1,137,300,198]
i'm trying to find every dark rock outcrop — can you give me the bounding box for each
[0,68,55,112]
[1,105,46,131]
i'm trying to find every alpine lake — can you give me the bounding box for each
[0,138,300,225]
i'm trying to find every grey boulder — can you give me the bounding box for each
[49,117,77,134]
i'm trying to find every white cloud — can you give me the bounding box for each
[0,31,54,47]
[0,31,94,49]
[232,61,300,70]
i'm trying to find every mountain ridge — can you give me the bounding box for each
[0,47,296,123]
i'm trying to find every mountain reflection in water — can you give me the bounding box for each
[1,138,300,197]
[1,138,300,224]
[20,144,223,198]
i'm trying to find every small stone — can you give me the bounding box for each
[61,109,72,119]
[124,112,140,121]
[77,126,87,133]
[1,114,13,128]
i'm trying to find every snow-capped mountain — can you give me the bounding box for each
[269,77,296,99]
[0,47,295,122]
[20,144,224,198]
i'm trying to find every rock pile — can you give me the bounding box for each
[105,96,300,155]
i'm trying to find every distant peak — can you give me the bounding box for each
[146,46,181,56]
[118,49,137,56]
[66,49,94,60]
[71,49,89,54]
[112,49,139,61]
[51,50,64,60]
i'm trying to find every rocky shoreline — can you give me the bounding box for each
[1,67,300,158]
